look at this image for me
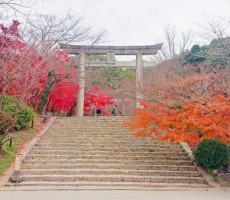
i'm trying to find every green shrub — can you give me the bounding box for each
[194,139,229,169]
[14,105,35,130]
[227,145,230,164]
[1,95,18,114]
[0,95,35,130]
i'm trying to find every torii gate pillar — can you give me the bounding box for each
[136,53,144,108]
[76,53,85,117]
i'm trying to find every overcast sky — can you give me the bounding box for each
[38,0,229,46]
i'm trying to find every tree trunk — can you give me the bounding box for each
[37,70,56,114]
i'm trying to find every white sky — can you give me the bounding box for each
[37,0,230,46]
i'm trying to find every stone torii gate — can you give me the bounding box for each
[59,43,163,117]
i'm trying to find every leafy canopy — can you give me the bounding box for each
[124,95,230,144]
[185,38,230,67]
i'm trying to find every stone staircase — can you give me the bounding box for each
[15,116,208,188]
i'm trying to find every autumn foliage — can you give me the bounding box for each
[47,85,114,115]
[47,82,79,114]
[84,87,114,115]
[0,20,76,107]
[0,20,114,115]
[125,95,230,144]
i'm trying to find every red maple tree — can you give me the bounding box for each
[0,20,77,110]
[47,81,79,114]
[0,20,114,116]
[125,95,230,144]
[84,87,114,115]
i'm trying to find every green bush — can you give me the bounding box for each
[0,95,35,130]
[194,139,229,169]
[227,145,230,163]
[1,95,18,114]
[14,105,35,130]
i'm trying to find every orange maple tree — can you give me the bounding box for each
[124,95,230,144]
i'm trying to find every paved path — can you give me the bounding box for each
[0,188,229,200]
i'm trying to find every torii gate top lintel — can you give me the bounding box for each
[59,43,163,55]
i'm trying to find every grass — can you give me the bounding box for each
[207,168,218,182]
[0,116,44,176]
[0,142,18,175]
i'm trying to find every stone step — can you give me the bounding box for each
[42,134,133,138]
[41,135,138,139]
[51,119,125,121]
[53,120,127,122]
[34,142,179,147]
[68,121,127,122]
[49,126,127,128]
[40,138,138,141]
[42,135,132,138]
[49,121,127,124]
[46,133,129,135]
[32,146,181,151]
[25,154,190,160]
[41,138,134,141]
[21,169,201,177]
[28,150,187,157]
[52,120,126,122]
[68,122,127,123]
[56,118,128,120]
[45,130,130,133]
[22,159,193,166]
[21,164,196,171]
[54,121,127,123]
[35,139,157,142]
[31,147,183,152]
[51,123,127,126]
[51,126,127,128]
[55,121,127,123]
[53,123,126,125]
[43,133,132,136]
[34,142,180,147]
[14,181,208,188]
[49,126,130,129]
[45,134,130,137]
[37,137,162,141]
[33,145,180,149]
[33,148,183,153]
[57,116,129,119]
[56,118,129,121]
[21,174,205,184]
[54,121,127,122]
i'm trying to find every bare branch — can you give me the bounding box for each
[199,16,230,42]
[154,24,193,63]
[89,29,108,46]
[179,30,193,52]
[0,0,39,19]
[22,12,108,49]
